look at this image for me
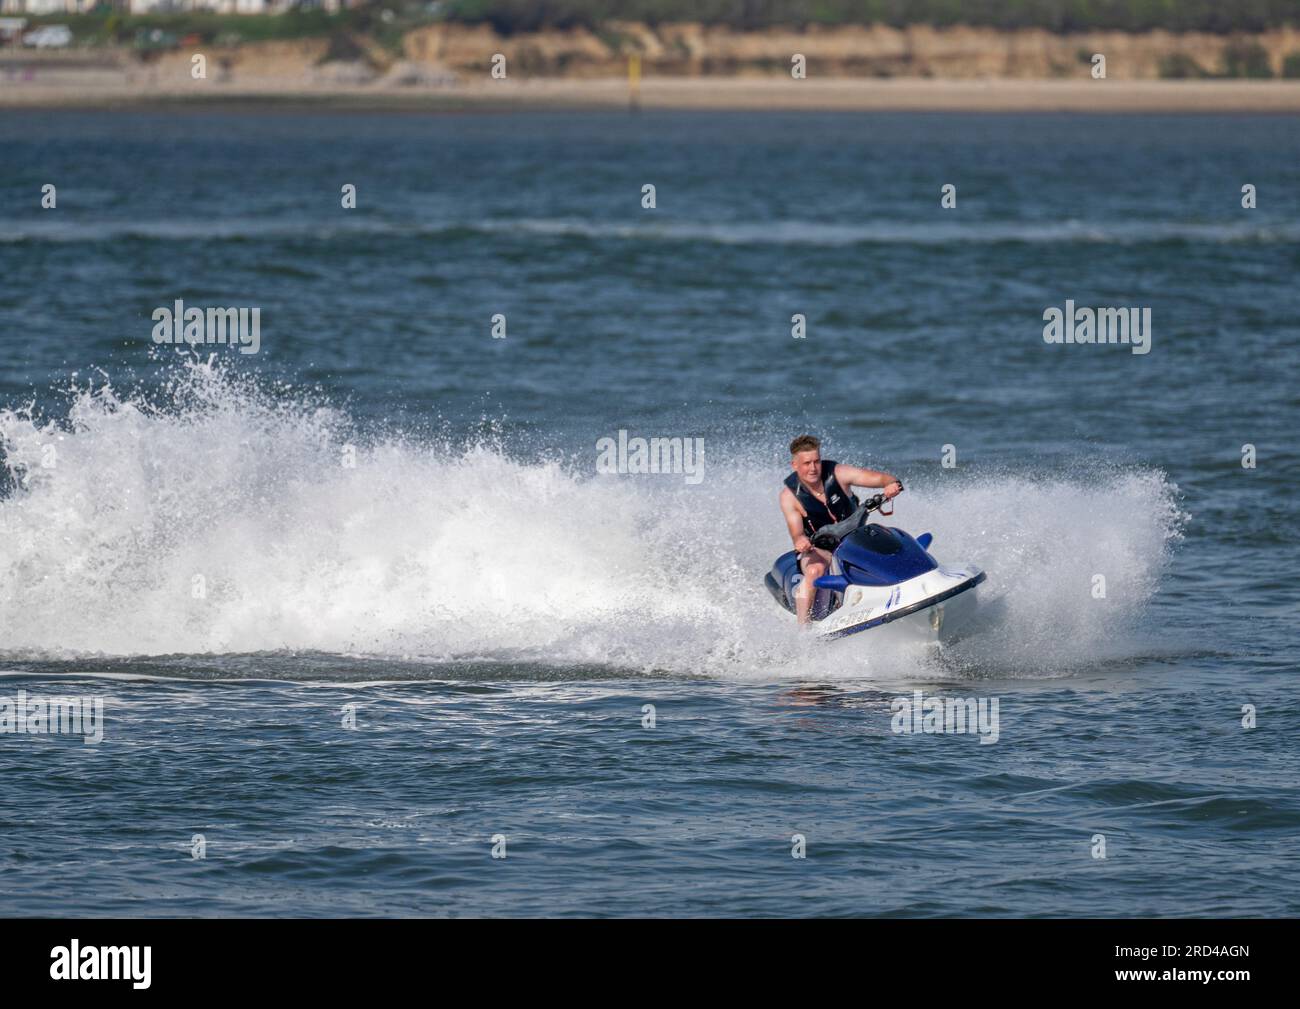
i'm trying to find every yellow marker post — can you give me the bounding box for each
[628,53,641,113]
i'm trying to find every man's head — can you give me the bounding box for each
[789,434,822,484]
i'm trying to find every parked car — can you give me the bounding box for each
[22,25,72,49]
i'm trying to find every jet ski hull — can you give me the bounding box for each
[765,514,986,644]
[819,567,985,642]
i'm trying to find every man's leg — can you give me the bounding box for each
[795,547,833,625]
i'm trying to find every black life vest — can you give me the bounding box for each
[784,460,857,536]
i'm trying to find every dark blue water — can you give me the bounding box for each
[0,110,1296,916]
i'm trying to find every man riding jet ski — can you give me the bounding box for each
[768,435,986,641]
[779,434,903,625]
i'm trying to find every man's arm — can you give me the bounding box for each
[833,464,902,498]
[780,487,812,552]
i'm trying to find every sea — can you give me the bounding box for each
[0,108,1296,916]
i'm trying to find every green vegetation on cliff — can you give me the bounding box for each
[446,0,1300,34]
[28,2,1300,46]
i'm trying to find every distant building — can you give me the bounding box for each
[127,0,195,12]
[0,0,121,11]
[126,1,248,12]
[0,0,84,14]
[182,1,279,12]
[124,0,357,11]
[0,0,360,11]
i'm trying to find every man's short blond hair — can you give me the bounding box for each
[789,435,820,457]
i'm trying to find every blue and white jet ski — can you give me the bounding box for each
[764,490,986,642]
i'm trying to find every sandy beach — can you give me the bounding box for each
[4,74,1300,112]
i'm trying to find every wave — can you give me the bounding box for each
[2,214,1295,248]
[0,361,1186,677]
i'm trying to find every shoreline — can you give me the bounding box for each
[4,77,1300,113]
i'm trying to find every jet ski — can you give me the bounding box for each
[764,489,986,642]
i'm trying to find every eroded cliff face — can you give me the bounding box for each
[140,22,1300,84]
[148,38,330,82]
[399,22,1300,79]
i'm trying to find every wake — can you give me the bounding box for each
[0,361,1185,679]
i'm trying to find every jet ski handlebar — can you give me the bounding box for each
[809,484,904,552]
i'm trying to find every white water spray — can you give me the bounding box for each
[0,362,1184,678]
